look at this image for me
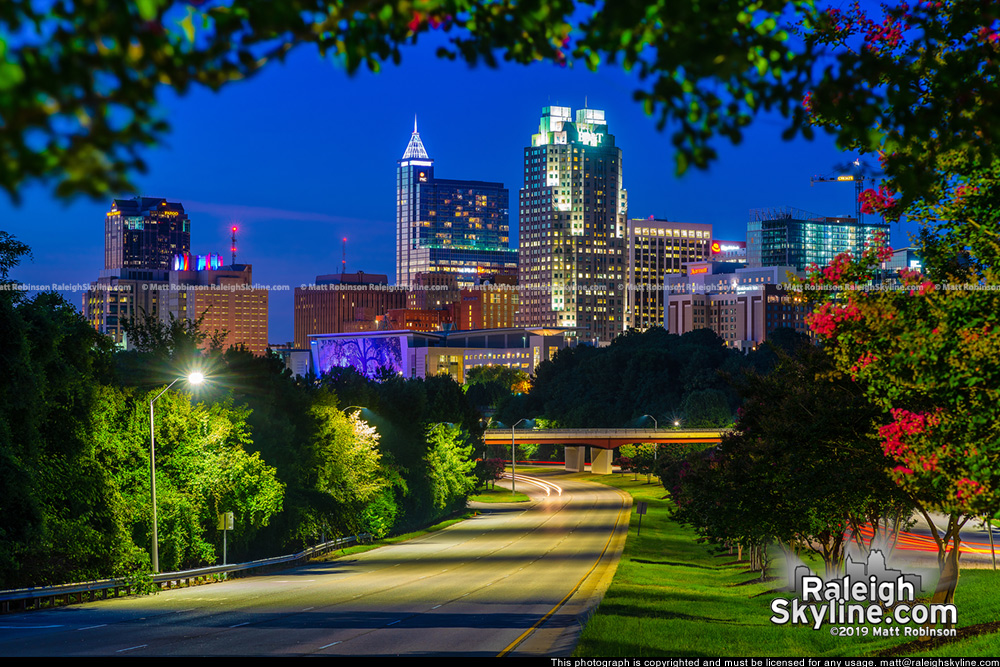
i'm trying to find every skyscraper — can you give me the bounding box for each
[516,106,627,343]
[396,119,517,288]
[105,197,190,271]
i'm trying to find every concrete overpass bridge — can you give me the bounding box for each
[483,428,726,475]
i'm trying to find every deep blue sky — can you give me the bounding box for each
[2,19,916,344]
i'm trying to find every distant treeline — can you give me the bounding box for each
[495,326,808,428]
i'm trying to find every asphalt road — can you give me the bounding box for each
[0,472,630,657]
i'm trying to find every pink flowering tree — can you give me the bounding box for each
[799,1,1000,607]
[795,235,1000,606]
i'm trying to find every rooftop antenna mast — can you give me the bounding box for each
[342,237,347,274]
[230,225,238,266]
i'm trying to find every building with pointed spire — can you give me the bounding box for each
[396,118,517,289]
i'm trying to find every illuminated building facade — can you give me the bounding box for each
[747,208,890,271]
[626,219,712,329]
[83,269,169,345]
[380,308,452,332]
[665,261,804,350]
[396,120,517,288]
[310,327,572,383]
[87,196,191,345]
[85,258,268,353]
[405,272,519,331]
[881,247,923,273]
[457,274,519,331]
[294,272,406,349]
[516,106,628,343]
[407,271,460,310]
[167,260,269,356]
[105,197,190,271]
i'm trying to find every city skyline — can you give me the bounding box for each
[0,32,919,344]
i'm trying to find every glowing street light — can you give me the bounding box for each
[149,372,204,573]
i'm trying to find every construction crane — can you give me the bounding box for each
[810,159,867,224]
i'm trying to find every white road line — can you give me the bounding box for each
[386,620,401,626]
[116,644,147,653]
[78,624,106,631]
[431,605,442,610]
[229,622,250,628]
[319,641,341,649]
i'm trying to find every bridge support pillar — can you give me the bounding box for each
[565,446,584,472]
[591,448,613,475]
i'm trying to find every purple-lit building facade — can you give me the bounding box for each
[309,327,573,383]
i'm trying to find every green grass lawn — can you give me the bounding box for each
[575,473,1000,657]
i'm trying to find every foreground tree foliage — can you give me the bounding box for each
[796,1,1000,607]
[796,239,1000,606]
[0,0,827,200]
[661,345,905,578]
[0,267,284,582]
[0,236,484,587]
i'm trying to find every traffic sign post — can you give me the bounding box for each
[636,501,647,536]
[217,512,234,565]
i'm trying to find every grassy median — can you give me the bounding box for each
[574,473,1000,658]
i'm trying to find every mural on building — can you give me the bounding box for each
[314,335,404,378]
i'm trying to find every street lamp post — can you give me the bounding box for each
[511,418,529,494]
[641,414,658,462]
[149,372,204,573]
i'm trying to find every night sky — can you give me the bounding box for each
[1,18,917,344]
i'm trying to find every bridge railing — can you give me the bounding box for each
[483,428,728,438]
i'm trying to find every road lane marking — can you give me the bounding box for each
[319,641,341,649]
[229,622,250,628]
[386,620,401,626]
[0,625,63,629]
[116,645,147,653]
[78,625,106,631]
[497,483,630,657]
[431,605,442,609]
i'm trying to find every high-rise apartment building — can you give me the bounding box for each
[396,120,517,288]
[517,106,628,343]
[105,197,190,271]
[627,219,712,329]
[747,207,890,271]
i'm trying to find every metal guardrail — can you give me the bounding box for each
[0,534,369,614]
